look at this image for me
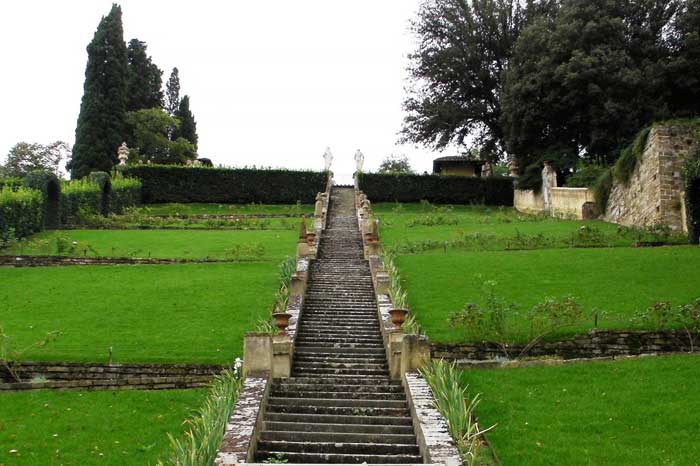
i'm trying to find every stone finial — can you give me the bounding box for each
[354,149,365,172]
[117,142,129,166]
[542,161,558,212]
[323,147,333,171]
[508,157,518,177]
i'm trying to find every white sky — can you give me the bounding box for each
[0,0,453,183]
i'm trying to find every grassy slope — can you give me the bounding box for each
[133,202,313,216]
[0,263,277,363]
[8,229,295,260]
[397,247,700,342]
[465,355,700,466]
[0,389,205,466]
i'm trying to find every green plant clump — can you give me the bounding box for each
[0,187,43,242]
[110,174,142,214]
[60,178,101,224]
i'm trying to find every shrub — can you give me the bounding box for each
[565,164,607,188]
[110,176,142,214]
[24,170,61,229]
[683,154,700,244]
[0,187,44,242]
[60,179,101,224]
[592,168,613,214]
[357,173,513,205]
[614,127,651,184]
[88,171,112,216]
[0,177,24,191]
[123,165,327,204]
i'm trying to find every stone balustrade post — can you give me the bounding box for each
[272,335,293,378]
[388,330,404,379]
[243,333,273,376]
[401,334,431,374]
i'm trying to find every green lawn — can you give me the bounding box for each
[397,246,700,342]
[374,203,684,252]
[0,263,277,363]
[465,355,700,466]
[0,389,205,466]
[8,229,296,260]
[133,202,313,216]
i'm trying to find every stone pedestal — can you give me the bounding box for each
[374,271,390,295]
[243,333,273,377]
[296,240,310,258]
[290,273,306,297]
[401,334,431,374]
[272,335,293,378]
[388,330,404,379]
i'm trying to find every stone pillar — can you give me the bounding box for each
[290,272,306,297]
[388,331,404,379]
[296,240,310,258]
[375,271,390,295]
[243,333,272,376]
[401,334,431,374]
[364,241,380,259]
[272,335,293,378]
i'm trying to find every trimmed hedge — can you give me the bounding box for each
[122,165,327,204]
[110,176,142,214]
[60,179,101,224]
[24,170,61,229]
[357,173,514,205]
[88,171,112,216]
[0,187,44,241]
[0,177,24,191]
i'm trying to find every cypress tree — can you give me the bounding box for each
[69,4,128,179]
[174,95,198,150]
[165,68,180,116]
[126,38,163,111]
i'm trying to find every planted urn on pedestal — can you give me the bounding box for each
[389,308,409,326]
[272,312,292,335]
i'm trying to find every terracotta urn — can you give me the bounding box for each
[389,309,408,326]
[272,312,292,335]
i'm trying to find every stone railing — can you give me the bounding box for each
[0,362,223,391]
[354,182,461,466]
[430,329,700,362]
[514,187,596,219]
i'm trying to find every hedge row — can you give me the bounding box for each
[357,173,514,205]
[60,179,102,224]
[122,165,328,204]
[110,176,142,214]
[0,177,24,191]
[0,187,44,241]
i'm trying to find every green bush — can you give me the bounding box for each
[614,127,651,184]
[683,156,700,244]
[24,170,61,229]
[0,187,44,242]
[0,177,24,191]
[565,165,607,188]
[357,173,513,205]
[88,171,112,216]
[110,176,142,214]
[592,168,613,214]
[123,165,327,204]
[60,179,101,224]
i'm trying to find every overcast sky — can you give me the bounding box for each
[0,0,454,183]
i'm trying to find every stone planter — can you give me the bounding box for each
[389,309,408,326]
[272,312,292,335]
[307,232,316,245]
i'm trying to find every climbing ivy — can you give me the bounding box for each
[683,145,700,244]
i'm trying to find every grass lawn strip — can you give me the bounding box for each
[133,202,312,216]
[0,389,205,465]
[7,229,296,261]
[465,354,700,466]
[0,263,277,363]
[397,246,700,342]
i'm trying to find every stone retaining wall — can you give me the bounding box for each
[513,189,544,214]
[514,187,595,219]
[430,329,700,361]
[0,362,226,391]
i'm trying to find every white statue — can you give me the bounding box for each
[542,161,558,212]
[354,149,365,173]
[323,147,333,171]
[117,142,129,166]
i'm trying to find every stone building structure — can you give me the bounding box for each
[432,155,485,177]
[605,124,696,232]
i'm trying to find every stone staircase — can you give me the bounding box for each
[255,187,423,464]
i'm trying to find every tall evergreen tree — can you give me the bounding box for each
[174,95,198,150]
[69,4,128,179]
[126,38,163,111]
[668,0,700,117]
[165,68,180,115]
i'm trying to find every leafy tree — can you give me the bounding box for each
[501,0,680,181]
[126,108,195,165]
[667,0,700,117]
[3,141,70,177]
[378,155,413,174]
[174,95,198,150]
[69,4,128,179]
[165,67,180,116]
[126,38,163,111]
[401,0,532,162]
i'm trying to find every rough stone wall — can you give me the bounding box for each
[605,125,696,231]
[430,329,699,361]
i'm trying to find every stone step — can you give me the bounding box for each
[293,346,386,355]
[263,421,414,435]
[291,360,386,369]
[264,412,413,426]
[272,390,403,401]
[256,440,420,456]
[278,375,396,385]
[274,383,403,394]
[295,337,382,345]
[260,430,417,445]
[269,397,405,409]
[254,450,423,464]
[292,367,388,376]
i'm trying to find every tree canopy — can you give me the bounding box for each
[165,68,181,116]
[126,38,164,111]
[378,155,413,174]
[125,108,195,165]
[69,3,128,179]
[174,95,198,150]
[3,141,70,177]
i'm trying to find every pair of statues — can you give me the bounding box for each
[323,147,364,172]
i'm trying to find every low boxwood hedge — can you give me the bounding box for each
[122,165,327,204]
[60,179,101,224]
[110,176,142,214]
[0,177,24,191]
[357,173,514,205]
